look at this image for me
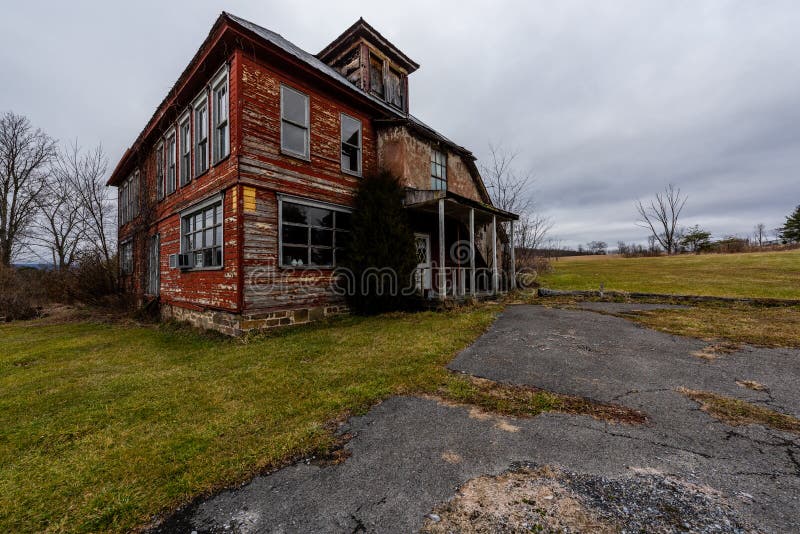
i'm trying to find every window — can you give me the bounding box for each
[131,171,139,218]
[156,142,164,200]
[387,68,405,109]
[280,199,351,268]
[119,172,140,224]
[340,114,361,175]
[212,70,229,163]
[120,241,133,275]
[280,84,309,158]
[181,199,223,268]
[194,94,209,176]
[166,133,176,194]
[431,148,447,191]
[179,116,191,186]
[369,54,384,98]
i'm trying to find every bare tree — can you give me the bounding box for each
[60,141,114,262]
[0,112,56,265]
[515,212,553,252]
[32,170,84,269]
[481,143,553,273]
[753,223,766,247]
[635,184,687,255]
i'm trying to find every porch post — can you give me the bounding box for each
[510,219,517,290]
[438,198,446,300]
[469,208,475,296]
[492,215,498,294]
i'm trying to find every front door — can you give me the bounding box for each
[414,233,431,292]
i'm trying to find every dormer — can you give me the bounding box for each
[317,18,419,114]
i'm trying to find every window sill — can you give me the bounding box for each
[280,264,336,270]
[281,149,311,162]
[212,153,230,167]
[180,266,224,273]
[342,168,362,178]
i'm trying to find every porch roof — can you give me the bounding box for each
[402,189,519,223]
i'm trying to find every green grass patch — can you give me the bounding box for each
[1,307,507,533]
[539,249,800,300]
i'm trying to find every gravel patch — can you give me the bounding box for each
[423,463,755,534]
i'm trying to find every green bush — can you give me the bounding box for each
[341,172,417,314]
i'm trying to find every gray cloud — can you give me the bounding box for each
[2,0,798,247]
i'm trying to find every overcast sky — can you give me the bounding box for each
[2,0,798,248]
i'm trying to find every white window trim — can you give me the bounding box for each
[165,128,177,195]
[277,194,352,269]
[211,65,230,164]
[280,84,310,160]
[155,141,165,201]
[193,89,210,177]
[178,110,191,186]
[119,239,134,275]
[178,192,226,271]
[340,112,362,177]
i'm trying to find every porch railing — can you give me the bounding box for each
[415,267,500,299]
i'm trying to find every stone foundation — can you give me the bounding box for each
[161,303,348,336]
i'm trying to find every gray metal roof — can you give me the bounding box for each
[224,12,404,118]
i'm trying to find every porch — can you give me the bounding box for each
[404,189,519,300]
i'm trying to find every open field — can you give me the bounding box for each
[538,249,800,300]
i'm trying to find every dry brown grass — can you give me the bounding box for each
[440,375,647,425]
[629,304,800,348]
[679,388,800,435]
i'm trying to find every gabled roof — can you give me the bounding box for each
[108,13,476,189]
[316,18,419,73]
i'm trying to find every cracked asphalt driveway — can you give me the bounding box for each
[156,304,800,533]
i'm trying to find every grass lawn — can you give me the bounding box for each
[1,308,510,533]
[538,249,800,300]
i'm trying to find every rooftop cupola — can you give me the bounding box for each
[317,18,419,113]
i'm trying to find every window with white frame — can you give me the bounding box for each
[194,93,209,176]
[120,240,133,275]
[119,182,127,224]
[179,115,191,186]
[119,172,140,224]
[131,171,139,218]
[156,142,164,200]
[181,199,223,268]
[166,133,176,194]
[340,114,361,175]
[280,198,351,268]
[212,69,229,163]
[431,148,447,191]
[280,84,309,158]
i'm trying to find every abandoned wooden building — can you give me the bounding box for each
[109,12,518,335]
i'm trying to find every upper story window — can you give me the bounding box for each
[387,68,405,109]
[194,93,209,176]
[369,54,384,98]
[166,132,177,195]
[156,142,164,201]
[119,171,140,224]
[280,198,351,268]
[431,148,447,191]
[179,115,191,186]
[212,69,229,163]
[181,198,223,269]
[280,84,309,159]
[340,114,362,175]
